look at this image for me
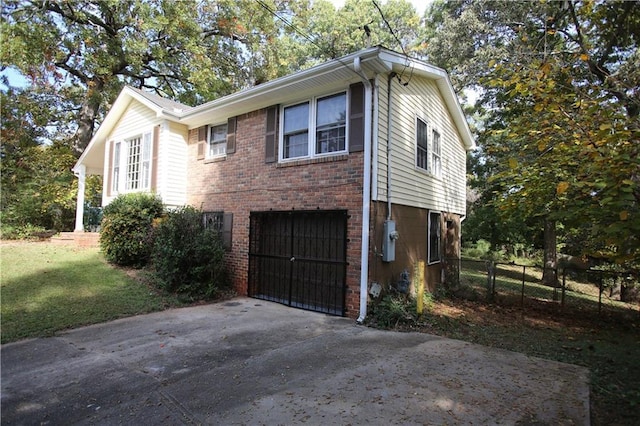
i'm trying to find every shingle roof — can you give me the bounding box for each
[127,86,191,113]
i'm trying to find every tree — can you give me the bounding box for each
[422,0,640,267]
[1,0,310,153]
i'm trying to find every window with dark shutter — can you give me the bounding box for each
[197,126,207,160]
[203,211,233,251]
[349,82,365,153]
[265,106,278,163]
[226,117,237,154]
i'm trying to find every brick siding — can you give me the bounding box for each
[187,108,366,318]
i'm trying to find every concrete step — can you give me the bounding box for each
[52,232,100,248]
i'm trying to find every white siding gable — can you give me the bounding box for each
[101,99,188,208]
[375,74,467,215]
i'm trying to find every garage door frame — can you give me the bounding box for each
[248,210,348,316]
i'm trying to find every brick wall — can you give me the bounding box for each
[186,108,366,318]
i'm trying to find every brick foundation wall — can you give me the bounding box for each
[370,202,461,295]
[186,108,366,318]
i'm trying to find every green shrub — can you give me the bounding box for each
[100,193,164,267]
[150,206,228,299]
[0,223,48,240]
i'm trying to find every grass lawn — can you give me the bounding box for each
[0,241,183,344]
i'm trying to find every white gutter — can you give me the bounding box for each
[354,57,373,324]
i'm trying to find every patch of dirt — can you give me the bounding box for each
[403,297,640,426]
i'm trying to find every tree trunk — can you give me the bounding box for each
[73,82,104,155]
[542,218,557,287]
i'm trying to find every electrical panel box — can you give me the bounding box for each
[382,220,398,262]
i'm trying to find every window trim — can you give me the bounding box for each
[431,129,442,178]
[279,90,348,162]
[111,130,153,196]
[415,116,443,178]
[203,211,233,251]
[416,117,429,171]
[428,210,442,264]
[207,123,228,159]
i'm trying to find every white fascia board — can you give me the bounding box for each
[379,50,475,151]
[181,47,386,129]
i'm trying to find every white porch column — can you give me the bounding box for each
[74,164,86,232]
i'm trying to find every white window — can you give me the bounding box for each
[125,136,142,191]
[416,118,442,177]
[112,142,121,193]
[208,123,227,158]
[432,130,442,178]
[112,131,153,194]
[416,118,428,170]
[281,91,347,160]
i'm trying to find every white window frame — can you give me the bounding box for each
[279,91,348,162]
[208,123,227,158]
[431,129,442,178]
[415,116,443,178]
[111,130,153,195]
[416,117,429,171]
[428,210,442,264]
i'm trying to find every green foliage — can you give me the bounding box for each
[368,295,419,328]
[423,0,640,266]
[367,291,436,329]
[0,222,47,240]
[99,193,164,267]
[150,206,228,300]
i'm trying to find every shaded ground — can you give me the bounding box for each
[1,299,589,425]
[388,297,640,426]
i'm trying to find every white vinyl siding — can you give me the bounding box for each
[375,75,467,215]
[102,101,188,207]
[161,121,188,207]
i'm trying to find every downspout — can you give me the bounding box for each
[354,57,373,324]
[73,164,86,232]
[386,72,396,220]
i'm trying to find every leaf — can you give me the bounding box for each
[556,181,569,195]
[620,211,629,221]
[508,158,518,169]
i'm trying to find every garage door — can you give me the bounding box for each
[248,210,347,316]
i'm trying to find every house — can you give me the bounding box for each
[73,46,475,321]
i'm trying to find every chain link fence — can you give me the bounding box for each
[445,258,640,319]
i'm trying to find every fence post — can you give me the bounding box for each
[561,268,566,309]
[486,261,495,302]
[521,265,526,308]
[598,271,603,315]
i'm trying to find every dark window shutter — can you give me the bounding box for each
[265,105,278,163]
[226,116,237,154]
[106,140,114,197]
[222,212,233,250]
[349,82,365,153]
[188,128,199,144]
[197,126,207,160]
[150,126,160,192]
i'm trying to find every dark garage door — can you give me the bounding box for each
[248,210,348,316]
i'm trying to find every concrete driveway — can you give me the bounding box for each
[1,297,589,425]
